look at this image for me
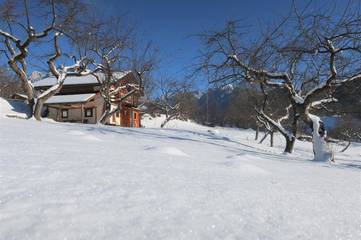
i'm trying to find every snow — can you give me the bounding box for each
[44,93,96,104]
[32,71,130,87]
[309,114,334,162]
[142,114,209,131]
[293,94,305,104]
[0,101,361,239]
[33,74,99,87]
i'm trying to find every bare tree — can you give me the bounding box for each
[254,83,297,150]
[91,48,142,125]
[153,77,193,128]
[197,2,361,161]
[33,32,94,120]
[0,0,91,120]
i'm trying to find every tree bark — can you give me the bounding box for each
[99,109,110,124]
[33,76,65,120]
[98,102,112,124]
[259,131,269,144]
[27,97,35,118]
[284,136,295,153]
[255,123,259,140]
[33,99,44,121]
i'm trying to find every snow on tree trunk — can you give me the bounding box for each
[308,114,334,162]
[98,101,113,125]
[99,109,111,124]
[33,73,66,121]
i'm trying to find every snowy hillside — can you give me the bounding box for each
[0,99,360,239]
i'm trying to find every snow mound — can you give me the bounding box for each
[160,146,188,157]
[0,97,30,118]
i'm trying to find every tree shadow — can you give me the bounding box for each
[334,160,361,171]
[80,125,281,159]
[3,99,31,118]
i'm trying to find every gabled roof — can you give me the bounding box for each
[33,71,132,88]
[45,93,96,105]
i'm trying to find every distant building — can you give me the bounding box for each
[33,71,141,127]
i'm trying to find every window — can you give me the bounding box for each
[61,109,68,118]
[85,108,93,118]
[133,112,137,120]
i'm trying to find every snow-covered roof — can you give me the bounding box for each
[45,93,96,104]
[33,71,131,88]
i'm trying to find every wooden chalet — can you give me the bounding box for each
[33,71,142,127]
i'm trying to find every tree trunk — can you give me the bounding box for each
[259,131,269,144]
[99,103,121,125]
[270,131,274,147]
[99,109,110,124]
[161,115,175,128]
[340,141,351,153]
[101,111,110,124]
[99,102,112,124]
[33,76,65,120]
[27,97,35,118]
[33,98,44,120]
[255,123,259,140]
[284,136,295,153]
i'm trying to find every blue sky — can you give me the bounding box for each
[92,0,295,87]
[0,0,349,89]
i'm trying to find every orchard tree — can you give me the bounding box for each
[198,1,361,161]
[153,77,193,128]
[0,0,91,120]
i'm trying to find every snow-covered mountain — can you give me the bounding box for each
[0,98,360,239]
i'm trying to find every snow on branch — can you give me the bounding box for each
[335,73,361,85]
[255,108,294,141]
[229,54,291,82]
[310,97,337,109]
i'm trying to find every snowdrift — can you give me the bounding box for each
[0,100,360,239]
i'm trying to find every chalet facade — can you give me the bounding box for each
[33,71,142,127]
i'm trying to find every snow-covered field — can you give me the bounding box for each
[0,99,360,239]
